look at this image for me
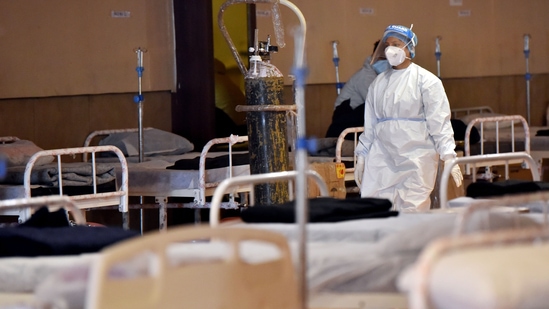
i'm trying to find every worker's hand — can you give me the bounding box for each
[444,160,463,187]
[354,156,365,188]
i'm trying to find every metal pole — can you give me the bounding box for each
[524,34,531,124]
[134,47,145,163]
[218,2,308,306]
[283,2,308,307]
[134,47,146,234]
[332,41,342,94]
[435,36,442,78]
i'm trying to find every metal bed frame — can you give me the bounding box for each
[84,128,251,230]
[22,146,129,229]
[0,144,129,228]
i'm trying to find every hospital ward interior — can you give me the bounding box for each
[2,0,549,308]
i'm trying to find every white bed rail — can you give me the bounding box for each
[209,170,329,227]
[413,187,549,309]
[410,225,549,309]
[196,135,249,207]
[335,126,364,167]
[464,114,530,156]
[0,195,87,225]
[464,114,531,177]
[23,145,129,226]
[439,152,540,208]
[334,126,364,192]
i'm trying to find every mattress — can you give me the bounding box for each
[235,212,456,243]
[97,151,250,198]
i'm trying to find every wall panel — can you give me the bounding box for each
[256,0,549,84]
[0,0,175,98]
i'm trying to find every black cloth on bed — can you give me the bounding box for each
[241,197,397,223]
[466,179,549,198]
[0,207,139,257]
[325,100,366,139]
[451,119,480,144]
[536,129,549,136]
[167,153,250,170]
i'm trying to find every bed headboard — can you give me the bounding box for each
[451,106,494,119]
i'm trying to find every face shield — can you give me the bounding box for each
[370,24,417,65]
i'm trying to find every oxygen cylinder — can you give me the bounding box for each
[245,55,290,205]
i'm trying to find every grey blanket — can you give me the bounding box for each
[310,138,356,157]
[3,163,116,187]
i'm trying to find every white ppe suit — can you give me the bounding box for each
[355,63,457,211]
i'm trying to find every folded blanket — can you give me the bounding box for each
[2,162,116,187]
[467,179,549,198]
[241,197,397,223]
[0,207,139,257]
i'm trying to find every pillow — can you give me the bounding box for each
[459,113,515,130]
[99,128,194,157]
[0,139,55,167]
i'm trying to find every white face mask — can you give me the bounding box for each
[385,45,407,66]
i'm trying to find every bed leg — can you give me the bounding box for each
[194,209,202,225]
[156,196,168,231]
[122,211,130,230]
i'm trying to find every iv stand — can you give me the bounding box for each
[524,34,531,124]
[134,47,146,163]
[435,36,442,78]
[332,41,342,94]
[134,47,146,234]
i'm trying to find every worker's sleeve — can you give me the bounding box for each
[356,83,377,157]
[422,78,457,160]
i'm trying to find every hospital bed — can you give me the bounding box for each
[83,128,251,229]
[471,115,549,181]
[307,126,363,195]
[206,170,548,307]
[400,192,549,309]
[0,139,130,228]
[1,172,546,308]
[0,195,139,308]
[439,151,541,208]
[0,195,87,308]
[455,108,549,176]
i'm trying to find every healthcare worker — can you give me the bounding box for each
[354,24,462,211]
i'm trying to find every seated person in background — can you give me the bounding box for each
[325,40,389,139]
[214,58,247,137]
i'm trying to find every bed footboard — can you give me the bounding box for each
[439,152,540,208]
[209,170,329,227]
[335,126,364,192]
[22,145,129,227]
